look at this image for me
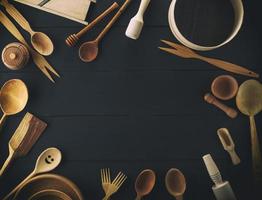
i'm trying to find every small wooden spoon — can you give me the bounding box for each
[0,0,54,56]
[79,0,131,62]
[0,79,28,129]
[165,168,186,200]
[3,147,62,200]
[135,169,156,200]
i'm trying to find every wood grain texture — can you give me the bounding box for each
[0,0,262,199]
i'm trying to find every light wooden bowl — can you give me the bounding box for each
[14,174,84,200]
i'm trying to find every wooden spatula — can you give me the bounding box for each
[0,112,47,176]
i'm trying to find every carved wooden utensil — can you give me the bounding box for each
[204,93,238,119]
[217,128,241,165]
[0,112,47,176]
[66,2,119,47]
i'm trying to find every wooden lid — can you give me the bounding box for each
[1,43,29,70]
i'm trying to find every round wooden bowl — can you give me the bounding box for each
[28,189,72,200]
[14,174,84,200]
[211,75,238,100]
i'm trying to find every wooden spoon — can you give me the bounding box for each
[165,168,186,200]
[79,0,132,62]
[0,0,54,56]
[3,147,62,200]
[0,79,28,129]
[236,80,262,185]
[135,169,156,200]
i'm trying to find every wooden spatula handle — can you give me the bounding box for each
[228,150,241,165]
[0,150,14,176]
[96,0,132,43]
[204,93,238,118]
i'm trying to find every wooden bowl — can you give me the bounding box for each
[211,75,238,100]
[28,189,72,200]
[14,174,84,200]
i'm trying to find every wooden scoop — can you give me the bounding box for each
[0,113,47,176]
[204,93,238,119]
[217,128,241,165]
[165,168,186,200]
[135,169,156,200]
[0,79,28,129]
[79,0,132,62]
[3,147,62,200]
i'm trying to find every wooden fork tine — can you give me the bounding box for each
[101,169,104,182]
[117,176,127,187]
[44,61,60,77]
[158,47,179,55]
[112,172,122,184]
[107,168,111,183]
[115,174,126,187]
[105,168,109,183]
[161,40,192,52]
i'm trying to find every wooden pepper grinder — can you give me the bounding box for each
[1,42,30,70]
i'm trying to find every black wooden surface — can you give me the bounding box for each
[0,0,262,199]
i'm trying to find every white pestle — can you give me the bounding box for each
[126,0,151,40]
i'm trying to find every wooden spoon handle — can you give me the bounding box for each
[3,171,35,200]
[135,195,142,200]
[199,56,259,78]
[0,150,14,176]
[95,0,132,43]
[204,93,238,119]
[249,116,262,186]
[78,2,119,38]
[0,114,7,130]
[1,0,33,34]
[175,195,183,200]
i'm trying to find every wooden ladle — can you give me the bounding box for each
[135,169,156,200]
[3,147,62,200]
[236,80,262,185]
[0,79,28,129]
[79,0,131,62]
[165,168,186,200]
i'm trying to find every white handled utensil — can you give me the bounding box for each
[217,128,241,165]
[125,0,151,40]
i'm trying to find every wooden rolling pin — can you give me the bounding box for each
[204,93,238,118]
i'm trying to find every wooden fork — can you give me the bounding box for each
[159,40,259,78]
[101,168,111,195]
[103,171,127,200]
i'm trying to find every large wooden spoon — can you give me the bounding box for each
[165,168,186,200]
[135,169,156,200]
[0,79,28,129]
[236,80,262,186]
[3,147,62,200]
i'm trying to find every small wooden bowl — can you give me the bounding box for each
[211,75,238,100]
[14,174,84,200]
[29,189,72,200]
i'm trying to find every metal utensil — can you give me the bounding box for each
[103,171,127,200]
[165,168,186,200]
[236,80,262,185]
[159,40,259,78]
[135,169,156,200]
[0,11,60,82]
[79,0,132,62]
[0,0,54,56]
[0,113,47,176]
[217,128,241,165]
[3,147,62,200]
[0,79,28,129]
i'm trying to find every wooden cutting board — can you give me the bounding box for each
[14,0,96,24]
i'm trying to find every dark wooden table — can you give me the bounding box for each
[0,0,262,199]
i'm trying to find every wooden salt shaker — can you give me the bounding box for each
[1,42,29,70]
